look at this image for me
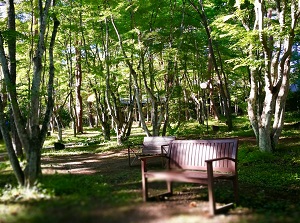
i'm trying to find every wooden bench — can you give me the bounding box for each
[128,136,175,167]
[140,138,239,216]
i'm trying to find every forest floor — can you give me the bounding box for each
[2,118,300,223]
[41,148,254,223]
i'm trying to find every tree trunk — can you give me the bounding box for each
[110,16,151,137]
[93,89,110,140]
[53,109,63,142]
[272,66,290,146]
[189,0,233,130]
[6,0,23,158]
[24,135,41,187]
[0,96,24,185]
[247,66,260,140]
[104,16,130,144]
[0,0,58,187]
[88,102,95,127]
[75,43,83,134]
[241,0,299,152]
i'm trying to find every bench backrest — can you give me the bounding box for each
[168,138,238,172]
[142,136,176,154]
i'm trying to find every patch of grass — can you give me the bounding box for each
[1,117,300,223]
[170,121,204,138]
[0,159,142,223]
[237,139,300,217]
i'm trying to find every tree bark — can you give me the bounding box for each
[6,0,23,157]
[0,0,58,187]
[90,81,111,140]
[110,15,151,139]
[237,0,300,152]
[189,0,233,131]
[75,42,83,134]
[0,96,24,185]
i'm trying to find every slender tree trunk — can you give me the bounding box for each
[95,91,111,140]
[272,65,290,146]
[89,78,110,140]
[0,96,24,185]
[6,0,23,158]
[247,65,260,140]
[75,42,83,134]
[110,16,151,137]
[53,108,63,142]
[189,0,233,130]
[207,52,220,121]
[65,11,76,137]
[104,16,124,144]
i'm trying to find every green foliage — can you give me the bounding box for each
[57,108,72,128]
[0,161,10,172]
[168,121,204,138]
[1,30,27,41]
[0,0,299,219]
[286,90,300,112]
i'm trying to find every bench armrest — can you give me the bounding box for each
[128,143,143,149]
[140,154,169,172]
[161,144,171,154]
[139,154,168,161]
[205,157,237,180]
[205,157,236,163]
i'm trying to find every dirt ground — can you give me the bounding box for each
[41,150,254,223]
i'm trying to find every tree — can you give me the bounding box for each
[113,0,183,137]
[243,0,299,152]
[219,0,300,152]
[188,0,233,131]
[0,0,59,187]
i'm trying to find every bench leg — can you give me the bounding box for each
[207,164,216,215]
[233,177,239,203]
[128,147,131,167]
[142,177,148,202]
[207,166,237,215]
[141,159,148,201]
[128,147,138,167]
[167,181,173,195]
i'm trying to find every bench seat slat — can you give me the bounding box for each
[145,170,235,183]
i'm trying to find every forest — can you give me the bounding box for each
[0,0,300,222]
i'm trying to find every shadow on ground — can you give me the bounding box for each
[40,150,260,223]
[1,143,299,223]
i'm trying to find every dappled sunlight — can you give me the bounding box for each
[88,199,253,223]
[0,204,31,221]
[39,149,254,222]
[2,132,300,222]
[42,150,128,175]
[0,185,53,202]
